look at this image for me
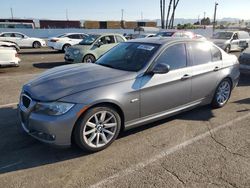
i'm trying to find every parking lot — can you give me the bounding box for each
[0,48,249,188]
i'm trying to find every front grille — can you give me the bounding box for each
[22,95,31,109]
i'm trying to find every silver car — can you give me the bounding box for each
[211,31,250,53]
[18,38,240,152]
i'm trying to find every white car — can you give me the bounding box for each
[48,33,88,52]
[0,41,20,51]
[0,32,46,48]
[0,47,20,66]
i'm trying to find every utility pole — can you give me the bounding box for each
[121,9,124,21]
[66,9,69,21]
[141,12,143,21]
[213,2,219,33]
[10,7,14,19]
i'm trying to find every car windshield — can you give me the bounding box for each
[213,32,233,39]
[79,34,100,45]
[96,42,160,72]
[155,32,174,37]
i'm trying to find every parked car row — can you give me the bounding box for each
[0,32,46,48]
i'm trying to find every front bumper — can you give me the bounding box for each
[64,52,82,63]
[18,101,85,147]
[48,41,63,50]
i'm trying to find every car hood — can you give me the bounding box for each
[23,63,136,101]
[67,44,91,52]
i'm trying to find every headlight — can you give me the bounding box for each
[35,102,75,116]
[73,50,80,55]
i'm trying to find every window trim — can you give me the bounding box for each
[211,45,222,62]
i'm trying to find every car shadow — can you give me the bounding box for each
[237,73,250,87]
[33,62,68,69]
[19,50,62,55]
[0,105,214,174]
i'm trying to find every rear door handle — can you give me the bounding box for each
[181,74,192,80]
[214,66,220,71]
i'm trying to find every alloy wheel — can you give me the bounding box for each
[216,80,231,106]
[83,111,118,148]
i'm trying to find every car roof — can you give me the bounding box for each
[0,32,25,35]
[88,33,124,36]
[127,37,204,45]
[63,33,88,35]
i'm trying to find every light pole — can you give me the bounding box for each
[213,2,219,33]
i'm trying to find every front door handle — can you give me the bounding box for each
[214,66,220,71]
[181,74,192,80]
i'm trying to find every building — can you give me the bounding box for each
[39,20,81,29]
[84,21,157,29]
[0,19,35,28]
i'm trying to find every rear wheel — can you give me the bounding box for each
[83,54,96,63]
[211,78,232,108]
[62,44,71,52]
[33,41,41,48]
[74,106,121,152]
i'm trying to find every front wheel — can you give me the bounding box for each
[74,106,121,152]
[83,54,96,63]
[224,45,231,53]
[211,78,232,108]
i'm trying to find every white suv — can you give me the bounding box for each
[0,32,46,48]
[48,33,88,52]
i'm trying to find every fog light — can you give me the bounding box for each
[32,131,56,141]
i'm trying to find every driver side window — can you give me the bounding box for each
[99,36,115,45]
[233,33,238,40]
[156,43,187,71]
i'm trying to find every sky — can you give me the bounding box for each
[0,0,250,21]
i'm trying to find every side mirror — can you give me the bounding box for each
[151,63,170,74]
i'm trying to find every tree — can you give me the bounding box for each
[166,0,173,29]
[160,0,166,29]
[168,0,180,29]
[161,0,180,29]
[201,17,211,25]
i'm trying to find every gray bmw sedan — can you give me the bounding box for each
[19,38,240,152]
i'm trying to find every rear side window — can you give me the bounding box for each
[15,33,24,38]
[211,46,222,61]
[115,35,125,43]
[68,34,81,39]
[156,43,187,70]
[189,42,212,65]
[239,31,250,39]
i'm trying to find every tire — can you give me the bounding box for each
[62,44,71,52]
[74,106,121,152]
[224,45,231,53]
[211,78,232,108]
[33,41,41,48]
[83,54,96,63]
